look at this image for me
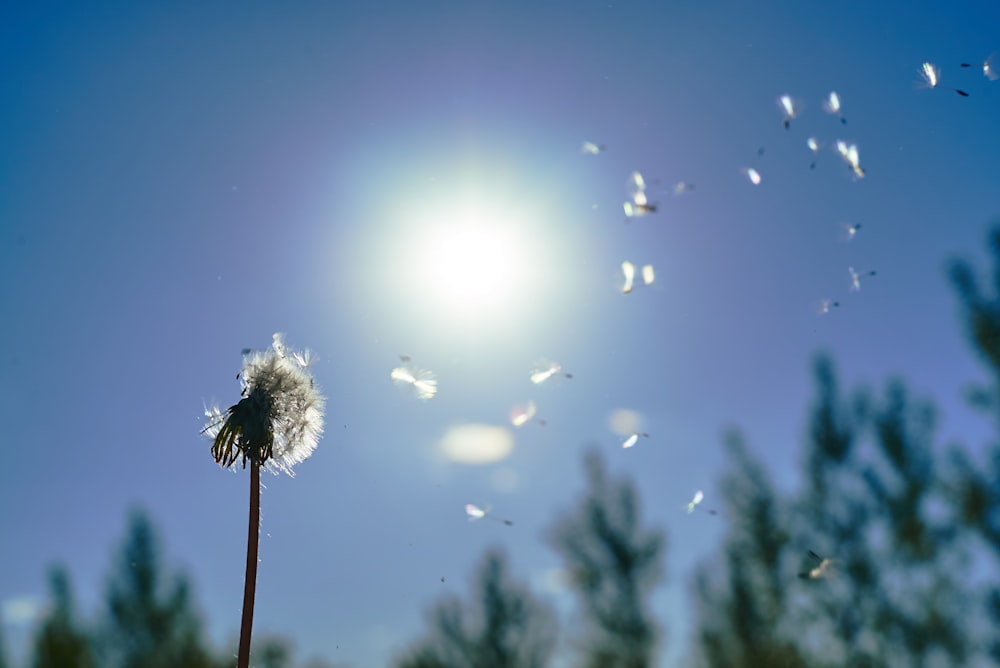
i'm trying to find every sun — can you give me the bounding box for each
[420,214,521,309]
[404,200,538,323]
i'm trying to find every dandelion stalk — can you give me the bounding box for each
[203,334,324,668]
[238,462,260,668]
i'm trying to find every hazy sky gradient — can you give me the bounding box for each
[2,1,999,665]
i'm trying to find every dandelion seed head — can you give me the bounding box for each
[203,335,325,476]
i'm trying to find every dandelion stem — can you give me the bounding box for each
[237,462,261,668]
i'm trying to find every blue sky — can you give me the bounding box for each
[2,1,999,665]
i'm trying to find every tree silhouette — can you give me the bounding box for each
[547,451,665,668]
[30,565,97,668]
[101,509,218,668]
[394,548,556,668]
[691,223,1000,668]
[0,621,9,668]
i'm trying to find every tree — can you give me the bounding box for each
[547,451,665,668]
[101,509,218,668]
[31,565,97,668]
[395,548,556,668]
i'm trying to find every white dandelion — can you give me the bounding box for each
[201,333,325,668]
[204,334,325,476]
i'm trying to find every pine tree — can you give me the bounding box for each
[101,509,218,668]
[395,548,556,668]
[31,565,97,668]
[548,451,665,668]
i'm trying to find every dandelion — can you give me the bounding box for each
[530,359,573,384]
[621,432,650,449]
[391,359,438,400]
[777,94,800,128]
[201,334,325,668]
[919,61,969,96]
[581,141,607,155]
[835,140,865,179]
[798,550,835,580]
[822,91,848,124]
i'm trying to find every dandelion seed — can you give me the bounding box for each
[778,94,799,128]
[742,167,762,186]
[848,267,877,291]
[822,91,848,124]
[621,261,655,294]
[817,299,841,315]
[685,490,704,513]
[673,181,695,195]
[841,222,862,241]
[510,401,539,427]
[530,359,572,384]
[292,348,317,369]
[961,53,999,80]
[835,140,865,179]
[806,137,821,169]
[623,171,657,218]
[621,432,650,449]
[798,550,835,580]
[465,503,513,526]
[919,61,969,96]
[581,141,606,155]
[391,360,438,399]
